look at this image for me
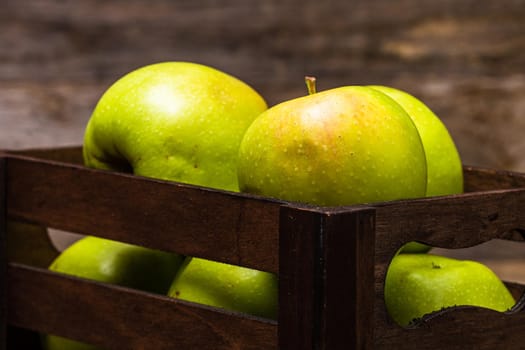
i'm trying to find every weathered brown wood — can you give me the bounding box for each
[4,148,525,349]
[2,1,525,103]
[374,189,525,260]
[278,206,376,349]
[0,156,7,350]
[464,166,525,192]
[375,306,525,349]
[6,154,281,273]
[371,190,525,349]
[7,263,277,350]
[10,146,84,165]
[321,209,376,349]
[278,206,320,349]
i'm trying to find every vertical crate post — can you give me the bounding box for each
[321,208,376,349]
[0,156,6,350]
[278,205,376,349]
[278,205,322,349]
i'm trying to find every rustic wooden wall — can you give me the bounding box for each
[2,0,525,170]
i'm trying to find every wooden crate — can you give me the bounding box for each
[1,146,524,349]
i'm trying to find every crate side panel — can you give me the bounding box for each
[464,166,525,192]
[6,157,280,273]
[7,263,277,350]
[8,146,84,165]
[372,190,525,348]
[374,306,525,349]
[374,189,525,259]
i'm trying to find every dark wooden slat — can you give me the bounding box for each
[321,209,376,349]
[464,166,525,192]
[374,188,525,260]
[6,155,281,273]
[9,146,84,165]
[7,263,277,350]
[372,189,525,349]
[374,304,525,349]
[0,156,7,350]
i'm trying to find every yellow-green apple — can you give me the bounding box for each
[384,254,515,326]
[370,86,463,253]
[42,236,185,350]
[168,257,278,320]
[41,336,100,350]
[83,61,267,192]
[237,82,427,206]
[369,86,463,197]
[82,62,276,324]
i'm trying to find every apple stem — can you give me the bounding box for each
[305,76,317,95]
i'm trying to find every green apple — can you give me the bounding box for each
[384,254,515,326]
[237,82,427,206]
[83,61,267,192]
[370,86,464,253]
[82,62,276,326]
[41,336,100,350]
[48,236,184,292]
[168,257,278,320]
[369,86,463,197]
[42,236,185,350]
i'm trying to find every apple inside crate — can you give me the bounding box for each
[2,147,525,349]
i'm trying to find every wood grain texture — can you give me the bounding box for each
[6,154,282,273]
[320,208,376,349]
[277,206,320,349]
[464,166,525,192]
[10,145,84,165]
[371,184,525,349]
[0,157,7,350]
[3,149,525,349]
[7,263,277,350]
[375,305,525,349]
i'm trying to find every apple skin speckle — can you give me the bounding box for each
[83,61,268,192]
[237,85,427,206]
[385,254,516,327]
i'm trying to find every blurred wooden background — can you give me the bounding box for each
[1,1,523,281]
